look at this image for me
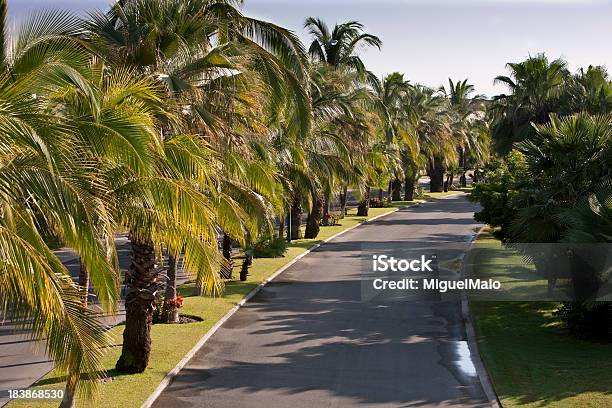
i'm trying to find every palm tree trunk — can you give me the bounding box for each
[305,196,323,239]
[290,198,303,240]
[339,185,348,218]
[378,188,383,201]
[404,175,415,201]
[444,173,454,192]
[460,172,467,187]
[162,253,179,324]
[116,238,157,374]
[460,146,467,187]
[278,214,285,239]
[322,194,330,218]
[59,368,78,408]
[220,233,233,279]
[428,157,445,193]
[357,186,370,216]
[391,178,402,201]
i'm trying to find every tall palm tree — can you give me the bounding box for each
[86,0,311,372]
[441,78,487,187]
[303,18,382,220]
[403,85,456,193]
[567,65,612,114]
[304,17,381,80]
[0,2,123,404]
[371,72,412,200]
[491,54,570,154]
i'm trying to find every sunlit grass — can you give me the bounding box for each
[470,230,612,408]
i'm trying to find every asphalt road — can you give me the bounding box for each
[153,194,489,408]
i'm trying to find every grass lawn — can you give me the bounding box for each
[470,230,612,408]
[10,206,399,408]
[425,190,464,198]
[381,190,463,211]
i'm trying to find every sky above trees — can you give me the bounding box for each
[9,0,612,96]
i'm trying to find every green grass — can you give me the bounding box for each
[425,190,463,198]
[470,230,612,408]
[377,190,462,211]
[10,206,399,408]
[386,199,426,208]
[466,230,572,301]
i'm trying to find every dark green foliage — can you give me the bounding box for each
[472,113,612,340]
[468,150,528,241]
[554,302,611,342]
[252,236,288,258]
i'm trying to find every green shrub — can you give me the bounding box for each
[468,150,528,241]
[321,213,340,226]
[368,197,388,208]
[554,302,611,342]
[253,236,288,258]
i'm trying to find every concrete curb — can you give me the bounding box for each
[141,206,405,408]
[459,226,501,408]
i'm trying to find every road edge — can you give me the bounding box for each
[460,226,502,408]
[140,206,405,408]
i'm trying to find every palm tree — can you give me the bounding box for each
[402,85,456,193]
[508,114,612,298]
[491,54,570,154]
[86,0,312,371]
[304,17,381,79]
[371,72,412,200]
[303,18,383,221]
[441,78,488,187]
[567,65,612,114]
[0,3,124,404]
[305,65,368,233]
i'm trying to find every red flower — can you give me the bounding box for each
[166,295,184,308]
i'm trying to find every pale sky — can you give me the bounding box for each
[9,0,612,96]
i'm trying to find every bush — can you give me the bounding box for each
[468,150,528,241]
[554,302,611,342]
[321,212,340,226]
[368,197,388,208]
[253,236,288,258]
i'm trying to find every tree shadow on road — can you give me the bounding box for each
[155,279,490,407]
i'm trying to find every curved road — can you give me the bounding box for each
[153,194,489,408]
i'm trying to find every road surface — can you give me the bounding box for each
[153,194,489,408]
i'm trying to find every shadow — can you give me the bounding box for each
[470,301,612,406]
[35,368,133,387]
[0,360,52,369]
[153,279,489,407]
[148,193,499,407]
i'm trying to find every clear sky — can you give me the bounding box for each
[8,0,612,96]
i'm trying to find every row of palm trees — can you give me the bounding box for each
[0,1,485,406]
